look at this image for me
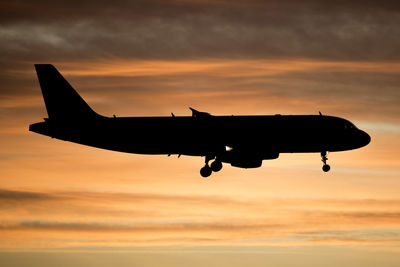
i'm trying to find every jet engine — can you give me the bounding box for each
[230,159,262,168]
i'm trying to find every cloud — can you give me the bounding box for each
[0,188,254,220]
[0,189,55,201]
[2,188,400,226]
[1,0,400,61]
[2,188,400,247]
[294,229,400,245]
[0,220,282,233]
[0,188,255,211]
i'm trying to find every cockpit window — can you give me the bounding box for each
[344,122,356,129]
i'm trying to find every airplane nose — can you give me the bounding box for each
[360,130,371,147]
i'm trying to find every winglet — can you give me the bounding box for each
[189,107,197,115]
[189,107,213,118]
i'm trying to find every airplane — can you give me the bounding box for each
[29,64,371,177]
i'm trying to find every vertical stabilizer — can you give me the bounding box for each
[34,64,101,120]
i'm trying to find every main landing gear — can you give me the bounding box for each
[200,155,223,178]
[321,151,331,172]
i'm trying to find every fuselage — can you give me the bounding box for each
[30,114,371,159]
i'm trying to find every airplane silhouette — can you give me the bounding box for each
[29,65,371,177]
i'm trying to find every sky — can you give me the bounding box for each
[1,0,400,266]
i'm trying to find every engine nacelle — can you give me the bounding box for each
[221,151,279,169]
[262,152,279,160]
[230,159,262,168]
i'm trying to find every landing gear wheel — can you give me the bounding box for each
[322,164,331,172]
[210,160,223,172]
[321,151,331,172]
[200,165,212,177]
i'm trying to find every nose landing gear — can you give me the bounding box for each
[321,151,331,172]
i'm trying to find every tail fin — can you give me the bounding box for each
[34,64,101,121]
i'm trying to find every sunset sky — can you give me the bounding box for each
[1,0,400,266]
